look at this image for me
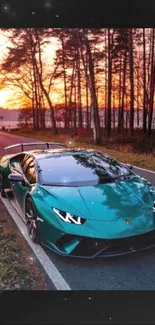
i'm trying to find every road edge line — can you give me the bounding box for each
[1,197,71,291]
[133,166,155,174]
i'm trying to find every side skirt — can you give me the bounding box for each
[5,189,26,224]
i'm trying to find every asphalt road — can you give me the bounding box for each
[0,131,39,156]
[0,131,155,290]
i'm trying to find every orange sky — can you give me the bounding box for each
[0,31,61,109]
[0,31,104,110]
[0,32,11,107]
[0,29,152,111]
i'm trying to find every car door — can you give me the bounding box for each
[9,153,26,205]
[11,154,37,213]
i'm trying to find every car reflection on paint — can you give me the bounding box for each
[0,141,155,258]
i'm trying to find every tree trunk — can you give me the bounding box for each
[33,30,57,134]
[136,58,140,128]
[61,33,68,129]
[77,48,83,128]
[31,71,36,129]
[37,75,42,128]
[129,29,134,136]
[68,59,75,128]
[33,64,39,130]
[39,90,45,128]
[31,95,36,129]
[118,55,122,132]
[41,91,46,128]
[35,63,57,134]
[104,28,107,130]
[107,28,112,137]
[146,29,152,128]
[86,52,89,129]
[143,28,147,133]
[82,30,101,144]
[74,64,77,130]
[29,30,39,130]
[125,93,128,130]
[112,77,116,129]
[121,48,127,132]
[148,28,155,136]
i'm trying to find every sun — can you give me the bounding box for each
[0,90,13,108]
[0,30,60,109]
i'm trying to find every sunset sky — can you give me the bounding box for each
[0,28,153,111]
[0,30,61,109]
[0,30,104,110]
[0,32,11,108]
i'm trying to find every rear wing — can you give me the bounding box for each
[4,142,66,153]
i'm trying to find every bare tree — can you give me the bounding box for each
[80,29,101,144]
[148,28,155,136]
[143,28,147,133]
[0,116,3,128]
[128,29,134,136]
[107,29,113,137]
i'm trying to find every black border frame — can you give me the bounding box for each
[1,0,155,324]
[0,0,154,28]
[1,291,155,324]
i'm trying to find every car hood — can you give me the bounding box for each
[42,176,155,221]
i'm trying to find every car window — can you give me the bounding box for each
[10,154,25,173]
[21,154,37,184]
[38,151,133,186]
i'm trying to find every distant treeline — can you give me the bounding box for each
[1,28,155,143]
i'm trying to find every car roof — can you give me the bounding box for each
[30,148,97,160]
[4,148,103,163]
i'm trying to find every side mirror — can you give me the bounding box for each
[126,164,133,170]
[8,173,24,182]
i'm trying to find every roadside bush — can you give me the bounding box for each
[77,127,92,137]
[76,128,93,143]
[132,136,155,154]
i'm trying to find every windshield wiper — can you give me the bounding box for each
[113,174,132,181]
[42,183,64,187]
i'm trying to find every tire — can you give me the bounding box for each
[0,173,6,198]
[25,197,39,244]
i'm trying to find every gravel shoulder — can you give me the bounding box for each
[0,199,48,290]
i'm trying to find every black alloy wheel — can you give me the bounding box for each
[25,197,39,243]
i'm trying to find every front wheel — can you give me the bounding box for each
[25,197,39,243]
[0,173,6,198]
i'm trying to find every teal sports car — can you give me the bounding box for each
[0,142,155,258]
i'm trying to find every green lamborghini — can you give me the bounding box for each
[0,142,155,258]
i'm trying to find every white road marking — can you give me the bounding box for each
[133,166,155,174]
[1,197,71,291]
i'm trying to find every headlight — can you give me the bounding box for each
[52,208,85,225]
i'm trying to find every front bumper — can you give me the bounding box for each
[53,229,155,258]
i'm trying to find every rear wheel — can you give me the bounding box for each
[25,197,39,243]
[0,173,6,198]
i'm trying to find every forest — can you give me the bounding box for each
[0,28,155,151]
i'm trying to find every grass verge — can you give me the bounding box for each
[10,129,155,171]
[0,199,47,290]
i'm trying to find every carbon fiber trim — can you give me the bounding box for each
[69,230,155,258]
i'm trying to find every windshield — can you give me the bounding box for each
[38,151,133,186]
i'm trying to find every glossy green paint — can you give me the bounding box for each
[12,181,34,211]
[29,175,155,248]
[1,151,155,256]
